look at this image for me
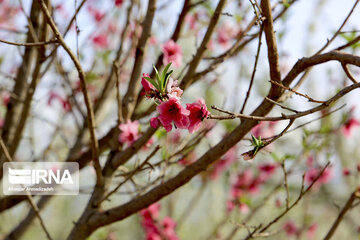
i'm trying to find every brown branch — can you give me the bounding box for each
[341,63,358,84]
[121,0,157,120]
[323,189,360,240]
[0,38,57,47]
[38,0,102,186]
[261,0,281,86]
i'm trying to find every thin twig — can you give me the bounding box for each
[0,137,53,240]
[269,80,325,103]
[341,63,358,84]
[95,146,161,206]
[39,0,103,187]
[0,38,57,47]
[240,24,263,113]
[323,189,360,240]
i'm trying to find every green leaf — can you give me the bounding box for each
[163,70,173,90]
[153,64,161,88]
[144,77,160,91]
[161,63,172,84]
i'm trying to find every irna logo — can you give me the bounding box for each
[3,162,79,195]
[8,168,73,185]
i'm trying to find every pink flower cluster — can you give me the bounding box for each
[305,166,333,189]
[282,220,317,239]
[141,74,210,133]
[140,203,178,240]
[227,163,278,212]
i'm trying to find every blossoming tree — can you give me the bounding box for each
[0,0,360,239]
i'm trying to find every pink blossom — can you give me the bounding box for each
[226,200,235,212]
[238,203,249,214]
[92,34,108,48]
[343,167,351,176]
[150,117,160,129]
[185,13,199,30]
[87,6,105,22]
[258,163,278,182]
[2,91,10,106]
[162,217,178,240]
[305,167,333,188]
[140,203,161,220]
[342,118,360,138]
[306,155,314,167]
[162,40,182,68]
[283,220,298,237]
[166,78,183,100]
[118,120,140,145]
[275,198,282,208]
[157,98,190,132]
[48,91,71,112]
[230,169,260,198]
[211,147,237,179]
[186,98,210,133]
[217,21,238,48]
[251,121,277,138]
[306,223,318,239]
[149,36,158,45]
[115,0,124,7]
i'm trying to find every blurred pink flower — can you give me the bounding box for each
[238,203,249,214]
[162,217,178,240]
[258,163,278,182]
[92,34,108,48]
[2,91,10,106]
[162,40,182,68]
[186,98,210,133]
[149,36,158,45]
[283,220,298,237]
[157,98,190,132]
[342,118,360,138]
[118,120,140,145]
[343,167,351,176]
[230,169,261,198]
[211,147,237,179]
[275,198,282,208]
[48,90,71,112]
[305,167,333,188]
[217,21,238,48]
[307,223,318,239]
[115,0,124,7]
[226,200,235,212]
[87,6,105,22]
